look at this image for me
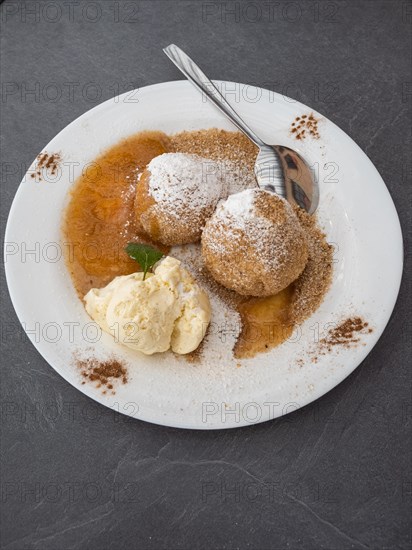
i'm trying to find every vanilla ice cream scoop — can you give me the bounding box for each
[84,256,211,355]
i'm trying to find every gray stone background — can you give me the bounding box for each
[0,0,411,548]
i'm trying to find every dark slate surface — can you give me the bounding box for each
[0,1,411,548]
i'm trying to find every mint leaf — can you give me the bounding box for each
[125,243,164,280]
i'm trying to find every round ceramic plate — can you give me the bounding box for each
[5,80,403,429]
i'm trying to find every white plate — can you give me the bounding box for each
[4,81,403,429]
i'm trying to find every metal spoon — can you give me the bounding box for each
[163,44,319,215]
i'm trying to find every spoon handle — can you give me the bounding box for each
[163,44,266,149]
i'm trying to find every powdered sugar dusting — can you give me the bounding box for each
[223,188,256,217]
[147,153,224,214]
[210,189,275,246]
[206,204,276,262]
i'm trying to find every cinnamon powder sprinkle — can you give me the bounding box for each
[320,317,372,353]
[76,356,128,393]
[31,152,61,179]
[290,113,320,140]
[291,206,333,325]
